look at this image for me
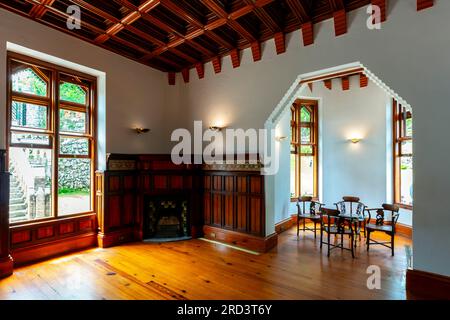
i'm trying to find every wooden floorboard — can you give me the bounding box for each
[0,226,412,300]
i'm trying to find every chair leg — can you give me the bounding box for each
[303,218,306,232]
[297,215,300,237]
[327,231,331,257]
[320,228,323,249]
[314,222,317,238]
[391,233,395,256]
[363,220,366,238]
[340,233,343,250]
[351,233,355,258]
[366,230,370,251]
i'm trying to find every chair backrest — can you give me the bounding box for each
[335,196,366,217]
[297,196,321,215]
[382,203,400,225]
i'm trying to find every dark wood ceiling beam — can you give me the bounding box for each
[69,0,120,23]
[94,0,160,44]
[24,0,105,34]
[29,0,55,19]
[160,0,203,29]
[202,0,256,43]
[286,0,314,46]
[286,0,310,24]
[159,0,237,51]
[204,31,235,50]
[328,0,345,11]
[125,24,165,47]
[242,0,280,33]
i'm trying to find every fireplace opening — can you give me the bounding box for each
[143,196,190,241]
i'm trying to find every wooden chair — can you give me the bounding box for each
[334,196,367,239]
[365,204,400,256]
[320,208,355,258]
[296,196,324,238]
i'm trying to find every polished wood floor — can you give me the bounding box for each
[0,226,412,300]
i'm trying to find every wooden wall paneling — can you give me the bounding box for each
[406,268,450,299]
[10,213,97,265]
[0,150,13,278]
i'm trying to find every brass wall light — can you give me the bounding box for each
[349,137,362,144]
[134,127,150,134]
[209,126,224,132]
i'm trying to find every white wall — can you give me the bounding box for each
[273,109,291,223]
[274,76,413,226]
[0,1,449,276]
[0,9,172,159]
[176,1,450,276]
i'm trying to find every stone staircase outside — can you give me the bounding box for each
[9,163,28,222]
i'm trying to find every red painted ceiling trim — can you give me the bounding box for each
[182,68,189,83]
[417,0,433,11]
[333,9,347,36]
[195,63,205,79]
[230,49,241,68]
[168,72,176,85]
[301,21,314,46]
[251,42,262,61]
[274,32,286,54]
[212,57,222,74]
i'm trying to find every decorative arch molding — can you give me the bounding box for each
[263,61,413,236]
[265,62,412,129]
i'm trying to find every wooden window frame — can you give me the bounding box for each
[290,99,319,201]
[6,52,97,226]
[393,99,413,210]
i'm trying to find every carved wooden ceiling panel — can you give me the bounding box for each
[0,0,433,81]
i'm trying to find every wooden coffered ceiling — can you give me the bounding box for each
[0,0,434,83]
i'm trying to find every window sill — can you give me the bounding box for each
[9,212,96,229]
[395,203,413,211]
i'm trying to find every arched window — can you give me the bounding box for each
[7,53,96,223]
[393,99,413,208]
[290,99,319,199]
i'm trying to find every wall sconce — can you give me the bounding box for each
[134,127,150,134]
[209,126,224,132]
[276,136,287,142]
[349,137,362,144]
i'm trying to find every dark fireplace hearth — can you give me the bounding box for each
[143,196,190,240]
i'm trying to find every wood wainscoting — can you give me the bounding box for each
[0,150,13,278]
[97,154,203,248]
[406,268,450,300]
[202,162,276,252]
[98,155,274,252]
[10,214,97,266]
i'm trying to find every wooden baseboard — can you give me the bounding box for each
[203,225,278,253]
[97,228,134,248]
[368,218,412,238]
[0,255,14,278]
[275,215,296,234]
[12,232,97,266]
[406,268,450,300]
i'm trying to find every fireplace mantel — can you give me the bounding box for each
[96,154,276,252]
